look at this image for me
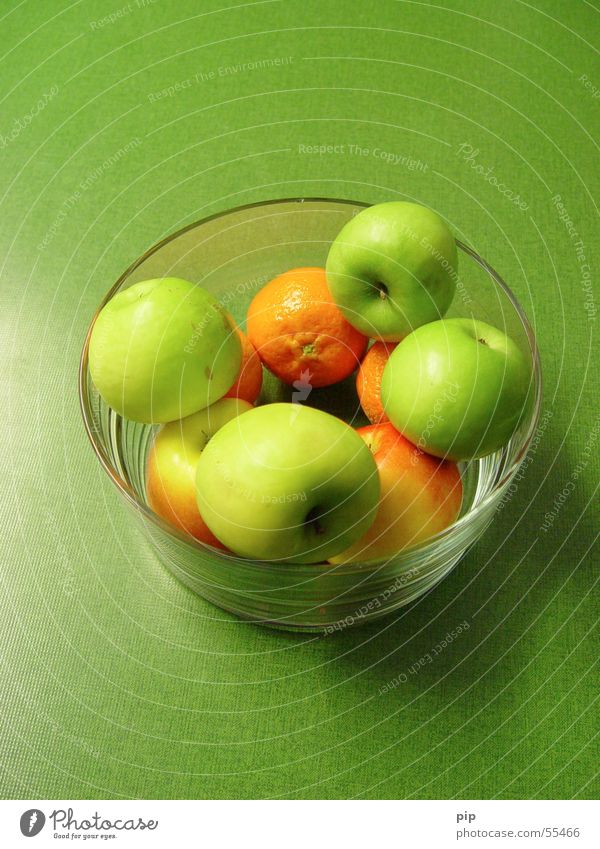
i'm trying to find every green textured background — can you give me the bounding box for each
[1,0,598,800]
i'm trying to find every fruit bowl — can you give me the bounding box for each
[79,198,541,631]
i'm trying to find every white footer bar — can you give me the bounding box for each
[0,799,597,848]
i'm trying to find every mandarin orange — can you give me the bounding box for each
[356,341,398,424]
[224,328,263,404]
[246,267,368,388]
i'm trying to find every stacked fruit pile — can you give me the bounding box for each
[89,202,531,564]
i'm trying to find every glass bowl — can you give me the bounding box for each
[79,198,542,632]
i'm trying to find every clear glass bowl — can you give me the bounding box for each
[79,198,542,632]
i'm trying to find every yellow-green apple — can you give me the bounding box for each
[89,277,241,422]
[329,423,462,563]
[381,318,531,460]
[195,403,380,563]
[326,202,457,340]
[146,397,252,546]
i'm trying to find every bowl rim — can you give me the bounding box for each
[79,196,543,570]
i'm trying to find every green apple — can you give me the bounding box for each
[89,277,242,422]
[195,403,380,563]
[381,318,531,460]
[326,201,457,340]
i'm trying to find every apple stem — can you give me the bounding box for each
[305,507,325,536]
[376,281,388,300]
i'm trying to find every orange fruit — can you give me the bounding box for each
[246,267,368,387]
[356,341,397,424]
[224,328,263,404]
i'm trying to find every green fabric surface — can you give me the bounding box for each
[1,0,598,800]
